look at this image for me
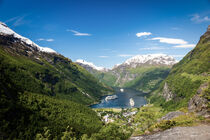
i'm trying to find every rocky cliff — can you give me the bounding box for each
[149,25,210,111]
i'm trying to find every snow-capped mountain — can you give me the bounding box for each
[0,22,56,53]
[75,59,107,72]
[115,54,177,69]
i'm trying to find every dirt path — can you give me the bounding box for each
[130,125,210,140]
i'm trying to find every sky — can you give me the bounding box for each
[0,0,210,68]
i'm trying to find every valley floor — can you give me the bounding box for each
[129,124,210,140]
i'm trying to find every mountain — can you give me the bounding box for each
[77,54,176,92]
[75,59,108,73]
[149,25,210,112]
[0,22,56,53]
[0,22,112,105]
[114,54,177,69]
[0,22,112,139]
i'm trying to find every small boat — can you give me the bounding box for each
[120,88,124,92]
[129,98,135,107]
[105,95,118,102]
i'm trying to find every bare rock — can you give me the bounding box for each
[130,125,210,140]
[159,111,185,121]
[162,82,173,101]
[188,82,210,118]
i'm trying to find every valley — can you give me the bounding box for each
[90,88,147,108]
[0,6,210,140]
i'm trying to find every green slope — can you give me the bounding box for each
[93,66,170,94]
[0,35,112,139]
[0,36,112,105]
[94,71,117,87]
[124,67,170,93]
[149,27,210,110]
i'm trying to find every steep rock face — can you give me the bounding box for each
[162,82,174,101]
[149,25,210,110]
[188,82,210,118]
[111,54,176,87]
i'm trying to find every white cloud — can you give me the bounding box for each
[149,37,188,44]
[118,54,134,57]
[99,56,109,58]
[37,38,54,42]
[5,15,27,27]
[139,47,165,50]
[67,29,91,36]
[191,14,210,23]
[173,44,196,48]
[46,39,54,42]
[136,32,152,38]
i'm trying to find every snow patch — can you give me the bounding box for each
[0,22,57,53]
[123,54,177,67]
[76,59,107,71]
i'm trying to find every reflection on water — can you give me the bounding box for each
[90,88,147,108]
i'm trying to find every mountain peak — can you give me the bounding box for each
[117,54,177,68]
[0,22,57,54]
[76,59,107,71]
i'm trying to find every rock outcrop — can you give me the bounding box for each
[130,125,210,140]
[188,82,210,118]
[162,82,173,101]
[159,111,185,121]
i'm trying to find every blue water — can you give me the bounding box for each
[90,89,147,108]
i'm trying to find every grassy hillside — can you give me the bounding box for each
[0,35,115,139]
[0,36,112,105]
[0,91,103,139]
[124,67,170,93]
[94,71,117,87]
[93,66,170,92]
[149,28,210,111]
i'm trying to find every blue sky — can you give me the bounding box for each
[0,0,210,68]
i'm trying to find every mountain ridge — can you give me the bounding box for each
[0,22,112,105]
[149,25,210,111]
[76,54,176,88]
[0,22,56,53]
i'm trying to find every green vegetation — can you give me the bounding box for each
[0,92,103,139]
[94,66,171,93]
[94,71,117,87]
[0,38,114,139]
[149,33,210,111]
[124,67,170,93]
[0,45,111,105]
[132,105,206,136]
[147,112,202,133]
[132,105,166,136]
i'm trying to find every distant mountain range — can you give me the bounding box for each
[76,54,177,72]
[76,54,177,91]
